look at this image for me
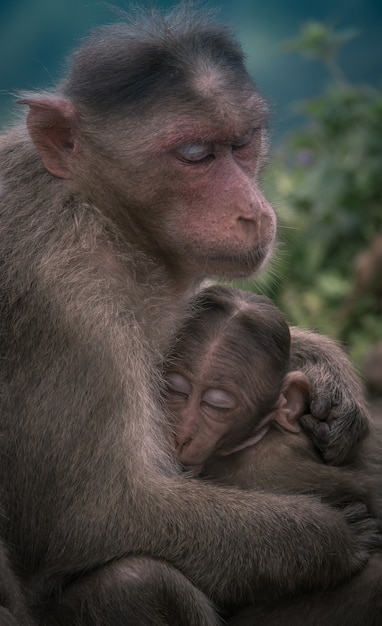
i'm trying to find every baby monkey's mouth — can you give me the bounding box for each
[181,462,204,475]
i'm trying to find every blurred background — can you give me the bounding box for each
[1,0,381,393]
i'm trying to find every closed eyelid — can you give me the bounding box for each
[166,372,192,394]
[175,142,214,162]
[232,128,257,148]
[202,388,236,409]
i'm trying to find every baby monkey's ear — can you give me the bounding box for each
[271,371,310,434]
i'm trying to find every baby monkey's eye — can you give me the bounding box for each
[165,372,192,396]
[202,388,236,410]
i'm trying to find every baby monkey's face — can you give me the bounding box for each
[164,368,265,471]
[164,361,309,472]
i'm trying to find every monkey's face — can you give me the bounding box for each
[163,140,275,280]
[23,78,275,283]
[126,106,277,281]
[164,369,263,470]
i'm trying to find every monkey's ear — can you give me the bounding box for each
[272,371,310,434]
[18,95,79,179]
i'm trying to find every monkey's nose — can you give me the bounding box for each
[175,435,192,457]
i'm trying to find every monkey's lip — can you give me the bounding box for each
[182,462,204,474]
[207,246,268,263]
[205,245,271,272]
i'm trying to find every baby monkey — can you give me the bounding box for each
[164,285,372,505]
[164,285,382,625]
[165,285,304,466]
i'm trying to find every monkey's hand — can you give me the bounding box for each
[289,327,370,465]
[342,503,382,552]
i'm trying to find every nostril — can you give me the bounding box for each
[238,215,254,223]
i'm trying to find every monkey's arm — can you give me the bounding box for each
[228,554,382,626]
[289,327,370,465]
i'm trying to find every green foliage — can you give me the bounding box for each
[242,23,382,363]
[283,22,358,83]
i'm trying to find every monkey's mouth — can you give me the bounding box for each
[181,462,204,475]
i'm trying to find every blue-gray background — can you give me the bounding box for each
[0,0,381,141]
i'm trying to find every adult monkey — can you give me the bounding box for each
[0,4,378,625]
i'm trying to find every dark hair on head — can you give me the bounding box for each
[166,285,291,416]
[60,3,255,115]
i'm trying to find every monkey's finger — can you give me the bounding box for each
[300,414,330,438]
[299,414,333,458]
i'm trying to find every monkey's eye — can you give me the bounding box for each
[232,129,255,150]
[175,142,214,163]
[202,389,236,411]
[165,372,192,397]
